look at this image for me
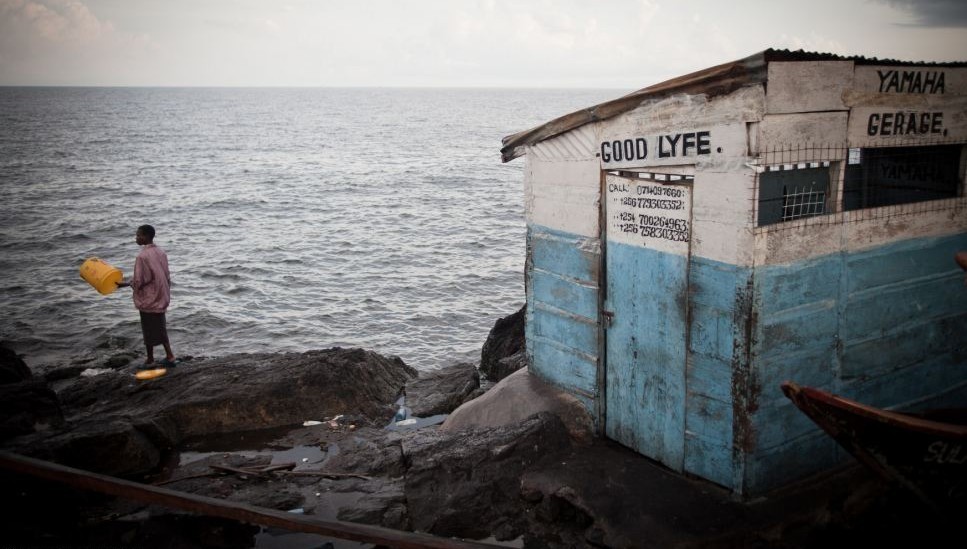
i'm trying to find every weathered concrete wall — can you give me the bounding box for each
[523,125,601,417]
[521,59,967,497]
[742,62,967,494]
[746,212,967,493]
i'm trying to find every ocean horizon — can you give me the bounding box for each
[0,86,622,371]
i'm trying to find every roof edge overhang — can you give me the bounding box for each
[500,48,967,163]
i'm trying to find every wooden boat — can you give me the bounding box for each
[780,381,967,511]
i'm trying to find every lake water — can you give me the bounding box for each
[0,87,620,370]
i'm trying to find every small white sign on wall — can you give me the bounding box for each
[606,174,691,256]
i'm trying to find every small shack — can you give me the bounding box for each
[501,49,967,496]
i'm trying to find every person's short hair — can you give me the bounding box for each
[138,225,156,240]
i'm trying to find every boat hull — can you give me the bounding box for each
[781,382,967,511]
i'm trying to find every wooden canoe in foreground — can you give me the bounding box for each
[780,381,967,512]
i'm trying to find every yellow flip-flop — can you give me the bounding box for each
[135,368,167,380]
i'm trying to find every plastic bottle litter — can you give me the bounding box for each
[302,420,323,426]
[393,405,411,422]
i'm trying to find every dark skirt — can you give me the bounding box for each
[139,311,169,347]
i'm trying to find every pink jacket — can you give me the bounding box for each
[131,244,171,313]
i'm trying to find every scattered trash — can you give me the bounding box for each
[393,405,411,422]
[315,492,321,497]
[302,420,323,426]
[286,508,304,514]
[80,368,112,377]
[327,414,344,429]
[385,414,449,431]
[301,458,309,463]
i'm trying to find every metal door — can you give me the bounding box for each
[603,172,691,471]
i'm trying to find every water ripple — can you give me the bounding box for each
[0,87,617,370]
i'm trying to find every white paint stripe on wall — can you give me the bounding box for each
[691,170,756,267]
[597,87,764,172]
[753,198,967,266]
[525,154,601,238]
[757,112,849,152]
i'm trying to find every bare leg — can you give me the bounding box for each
[145,343,155,365]
[162,342,176,362]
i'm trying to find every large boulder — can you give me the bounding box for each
[479,306,526,382]
[0,345,32,384]
[4,348,417,477]
[56,347,417,436]
[402,412,574,540]
[404,362,481,417]
[0,379,64,441]
[442,367,593,444]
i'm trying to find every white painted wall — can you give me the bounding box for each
[525,125,601,238]
[523,62,967,269]
[766,61,853,114]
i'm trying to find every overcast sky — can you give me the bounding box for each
[1,0,965,88]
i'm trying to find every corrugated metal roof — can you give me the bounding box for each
[500,48,967,162]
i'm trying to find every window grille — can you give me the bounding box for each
[757,165,830,226]
[782,183,826,221]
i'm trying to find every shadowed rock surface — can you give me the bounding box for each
[0,345,33,384]
[5,348,417,477]
[0,344,65,441]
[403,412,573,540]
[404,361,482,417]
[479,305,526,382]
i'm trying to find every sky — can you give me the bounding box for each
[0,0,965,88]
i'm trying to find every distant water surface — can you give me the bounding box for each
[0,87,620,370]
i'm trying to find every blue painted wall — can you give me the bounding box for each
[526,224,601,416]
[527,219,967,495]
[604,241,689,470]
[686,257,753,488]
[746,233,967,494]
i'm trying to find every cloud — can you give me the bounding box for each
[776,32,848,56]
[0,0,156,85]
[873,0,967,27]
[0,0,110,43]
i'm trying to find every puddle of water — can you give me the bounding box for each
[179,444,326,470]
[384,414,448,431]
[180,424,298,452]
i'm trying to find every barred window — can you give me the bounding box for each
[757,164,830,226]
[843,145,961,211]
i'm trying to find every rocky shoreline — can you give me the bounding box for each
[2,309,579,547]
[0,307,956,548]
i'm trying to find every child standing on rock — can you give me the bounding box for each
[117,224,178,368]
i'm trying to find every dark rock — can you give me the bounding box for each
[104,353,136,369]
[405,362,480,417]
[10,419,162,477]
[323,431,406,477]
[0,345,32,384]
[479,306,526,382]
[494,350,527,382]
[44,365,87,382]
[0,379,64,441]
[401,412,573,540]
[56,347,417,437]
[4,348,417,477]
[335,478,410,530]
